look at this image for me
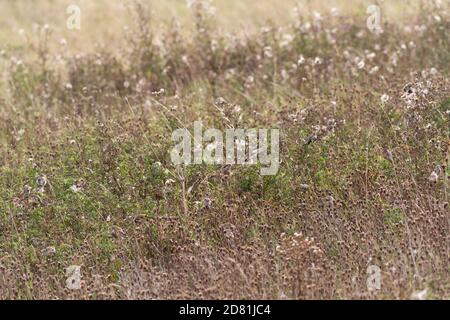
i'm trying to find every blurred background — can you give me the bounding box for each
[0,0,425,52]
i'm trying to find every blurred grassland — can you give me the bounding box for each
[0,0,425,53]
[0,0,448,299]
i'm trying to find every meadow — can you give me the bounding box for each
[0,0,448,299]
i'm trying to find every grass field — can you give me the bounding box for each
[0,0,449,299]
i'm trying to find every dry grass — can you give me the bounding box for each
[0,0,426,52]
[0,0,449,299]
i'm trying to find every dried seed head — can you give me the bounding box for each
[428,170,439,183]
[36,175,47,188]
[204,197,212,209]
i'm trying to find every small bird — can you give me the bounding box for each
[304,132,318,145]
